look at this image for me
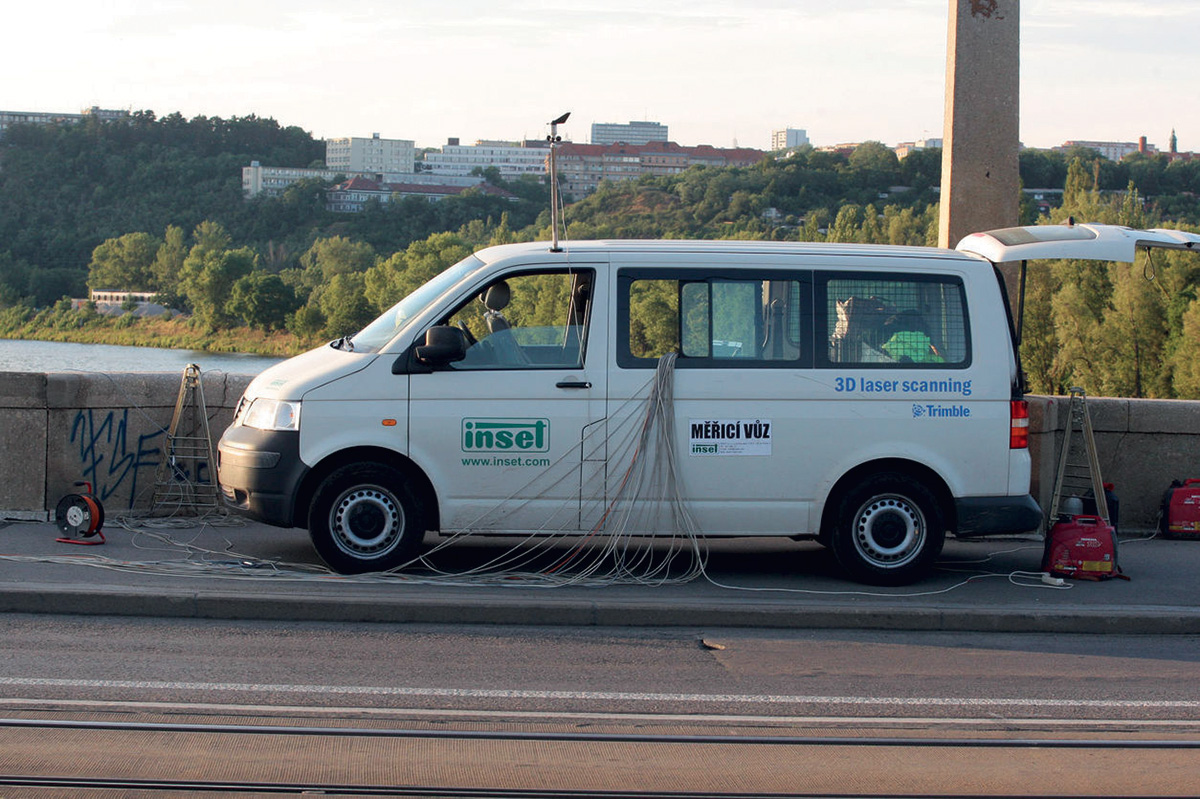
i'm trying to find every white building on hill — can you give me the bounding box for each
[326,133,415,173]
[423,139,549,178]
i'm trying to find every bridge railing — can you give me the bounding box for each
[1,371,1194,533]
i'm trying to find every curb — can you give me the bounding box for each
[3,585,1199,634]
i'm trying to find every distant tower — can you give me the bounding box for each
[1170,129,1178,154]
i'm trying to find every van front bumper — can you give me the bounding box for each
[955,494,1044,536]
[216,426,308,528]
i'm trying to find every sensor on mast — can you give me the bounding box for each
[547,112,570,252]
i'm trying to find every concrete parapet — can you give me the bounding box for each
[1,369,252,519]
[1,372,1196,533]
[0,372,47,409]
[1027,395,1200,531]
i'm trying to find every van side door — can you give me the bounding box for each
[606,254,816,536]
[407,265,608,534]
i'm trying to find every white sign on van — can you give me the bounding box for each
[689,419,772,456]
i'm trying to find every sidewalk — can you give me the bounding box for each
[2,516,1199,634]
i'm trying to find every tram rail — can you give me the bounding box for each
[2,716,1198,797]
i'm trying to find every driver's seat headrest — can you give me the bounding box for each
[483,281,511,312]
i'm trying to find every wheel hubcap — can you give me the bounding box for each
[853,494,925,568]
[330,487,404,557]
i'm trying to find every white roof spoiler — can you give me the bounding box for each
[957,222,1200,264]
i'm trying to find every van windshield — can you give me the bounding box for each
[349,255,484,352]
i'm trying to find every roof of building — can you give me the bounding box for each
[556,141,765,163]
[330,177,516,200]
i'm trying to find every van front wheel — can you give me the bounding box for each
[308,463,426,574]
[831,474,945,585]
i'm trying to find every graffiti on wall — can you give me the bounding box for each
[70,409,163,505]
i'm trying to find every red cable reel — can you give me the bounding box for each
[55,481,106,545]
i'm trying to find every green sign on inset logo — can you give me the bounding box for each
[461,418,550,453]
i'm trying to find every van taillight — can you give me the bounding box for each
[1010,400,1029,449]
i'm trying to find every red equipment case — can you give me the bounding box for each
[1161,479,1200,539]
[1043,515,1119,580]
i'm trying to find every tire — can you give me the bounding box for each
[830,473,946,585]
[308,462,427,574]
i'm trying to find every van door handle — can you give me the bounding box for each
[556,380,592,389]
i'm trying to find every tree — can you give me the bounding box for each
[364,231,472,314]
[179,245,256,327]
[191,219,233,254]
[363,252,408,313]
[228,271,297,331]
[86,232,161,291]
[288,303,326,340]
[1019,149,1067,190]
[1170,298,1200,397]
[1019,265,1062,395]
[1093,260,1168,397]
[300,236,378,281]
[26,267,85,307]
[319,272,375,337]
[848,141,900,175]
[152,224,188,304]
[899,147,941,189]
[826,204,863,243]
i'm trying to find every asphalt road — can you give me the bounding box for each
[4,615,1200,720]
[3,616,1200,796]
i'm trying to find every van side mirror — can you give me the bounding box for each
[413,325,468,366]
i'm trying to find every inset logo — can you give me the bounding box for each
[912,404,925,418]
[461,418,550,453]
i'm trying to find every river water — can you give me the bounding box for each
[0,338,287,376]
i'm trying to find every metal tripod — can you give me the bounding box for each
[150,364,220,515]
[1048,387,1109,524]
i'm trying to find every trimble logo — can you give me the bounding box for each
[461,418,549,453]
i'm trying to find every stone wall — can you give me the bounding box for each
[1,371,1196,533]
[1027,395,1200,531]
[0,371,250,520]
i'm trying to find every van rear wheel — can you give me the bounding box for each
[831,473,945,585]
[308,463,427,574]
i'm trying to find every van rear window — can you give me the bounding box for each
[818,273,969,368]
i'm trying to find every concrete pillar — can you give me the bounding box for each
[938,0,1020,249]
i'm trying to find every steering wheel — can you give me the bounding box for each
[456,320,477,346]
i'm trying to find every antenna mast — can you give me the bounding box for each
[547,111,570,252]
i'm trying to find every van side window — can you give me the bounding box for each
[620,272,809,368]
[444,269,593,370]
[628,279,679,359]
[819,273,969,368]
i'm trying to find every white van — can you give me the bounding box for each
[217,223,1200,584]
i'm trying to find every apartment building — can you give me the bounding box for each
[894,137,943,158]
[243,161,486,198]
[423,139,550,178]
[556,141,765,198]
[0,106,128,138]
[771,128,809,151]
[1053,139,1157,161]
[326,133,416,173]
[590,120,669,146]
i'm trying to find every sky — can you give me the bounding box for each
[5,0,1199,153]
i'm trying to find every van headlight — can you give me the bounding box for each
[240,398,301,431]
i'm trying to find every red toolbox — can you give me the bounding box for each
[1162,479,1200,538]
[1043,515,1119,580]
